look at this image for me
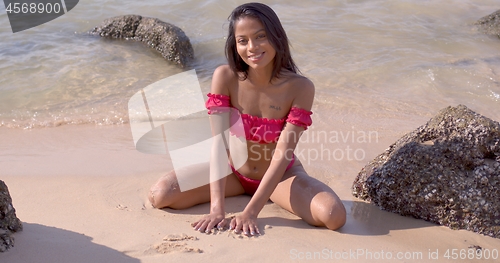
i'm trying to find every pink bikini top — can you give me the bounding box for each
[205,93,312,144]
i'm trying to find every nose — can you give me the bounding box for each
[248,39,257,52]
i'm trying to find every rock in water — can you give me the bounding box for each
[352,105,500,238]
[475,10,500,38]
[89,15,194,68]
[0,180,22,252]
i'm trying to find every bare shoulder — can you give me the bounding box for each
[281,70,314,92]
[287,74,315,109]
[211,65,238,95]
[290,75,314,92]
[213,65,236,80]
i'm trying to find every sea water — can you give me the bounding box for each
[0,0,499,130]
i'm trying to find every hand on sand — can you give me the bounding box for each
[230,212,260,237]
[191,212,227,234]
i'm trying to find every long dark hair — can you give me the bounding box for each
[225,2,300,82]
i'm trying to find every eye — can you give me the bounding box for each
[237,38,248,44]
[257,34,266,39]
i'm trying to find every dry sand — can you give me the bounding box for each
[1,123,499,263]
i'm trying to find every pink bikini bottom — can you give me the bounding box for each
[229,155,295,195]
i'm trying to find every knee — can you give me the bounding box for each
[148,171,180,209]
[324,202,346,230]
[148,189,164,209]
[315,198,346,231]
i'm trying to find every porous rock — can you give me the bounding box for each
[352,105,500,238]
[0,180,22,252]
[475,10,500,38]
[89,15,194,68]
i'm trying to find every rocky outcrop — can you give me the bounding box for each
[352,105,500,238]
[89,15,194,68]
[0,180,22,252]
[475,10,500,38]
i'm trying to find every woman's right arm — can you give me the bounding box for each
[191,65,235,233]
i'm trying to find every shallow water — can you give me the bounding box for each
[0,0,499,130]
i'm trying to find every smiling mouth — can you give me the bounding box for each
[248,52,264,60]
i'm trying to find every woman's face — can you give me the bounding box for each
[234,16,276,72]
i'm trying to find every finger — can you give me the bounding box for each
[255,226,261,235]
[197,220,210,233]
[249,225,258,236]
[229,218,236,231]
[233,220,243,234]
[217,218,227,230]
[242,224,250,236]
[193,217,208,230]
[206,218,221,233]
[191,217,206,228]
[192,220,204,231]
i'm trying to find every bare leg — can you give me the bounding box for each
[270,163,346,230]
[149,162,245,209]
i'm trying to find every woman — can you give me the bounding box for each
[148,2,346,236]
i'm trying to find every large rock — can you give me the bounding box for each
[352,105,500,238]
[89,15,194,68]
[0,180,22,252]
[475,10,500,38]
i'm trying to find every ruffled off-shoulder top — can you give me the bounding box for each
[205,93,312,144]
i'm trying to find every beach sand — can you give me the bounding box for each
[1,122,500,263]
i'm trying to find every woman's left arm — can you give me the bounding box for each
[230,77,315,235]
